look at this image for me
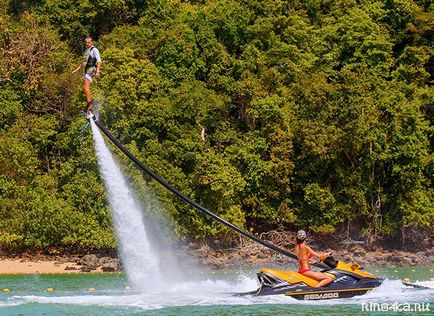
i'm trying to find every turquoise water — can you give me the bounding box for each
[0,267,432,315]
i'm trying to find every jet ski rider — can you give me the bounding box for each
[294,230,333,287]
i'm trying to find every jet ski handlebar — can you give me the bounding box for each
[323,255,338,268]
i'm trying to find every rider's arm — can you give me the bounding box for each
[306,246,331,261]
[306,246,321,259]
[95,61,101,76]
[94,49,102,76]
[72,62,82,74]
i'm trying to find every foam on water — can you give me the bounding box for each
[6,279,433,310]
[90,121,160,292]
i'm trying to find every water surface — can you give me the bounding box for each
[0,267,432,315]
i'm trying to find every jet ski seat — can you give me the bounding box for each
[259,268,326,287]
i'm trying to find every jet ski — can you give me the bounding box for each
[238,256,383,300]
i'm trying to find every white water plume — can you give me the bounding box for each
[90,120,160,292]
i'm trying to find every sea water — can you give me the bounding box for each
[0,268,432,315]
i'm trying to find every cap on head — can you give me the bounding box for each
[296,230,307,241]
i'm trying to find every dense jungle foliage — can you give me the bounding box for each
[0,0,432,252]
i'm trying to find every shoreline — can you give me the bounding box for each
[0,259,432,276]
[0,254,120,275]
[0,258,107,275]
[0,259,90,275]
[0,245,433,275]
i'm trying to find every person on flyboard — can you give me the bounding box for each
[72,36,101,119]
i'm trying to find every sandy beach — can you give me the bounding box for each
[0,259,102,274]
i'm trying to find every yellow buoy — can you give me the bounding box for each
[46,288,54,292]
[431,278,434,281]
[403,278,410,282]
[2,288,10,293]
[411,269,415,272]
[394,270,398,273]
[88,288,95,292]
[124,286,131,291]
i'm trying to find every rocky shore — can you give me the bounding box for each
[0,242,432,274]
[186,243,434,269]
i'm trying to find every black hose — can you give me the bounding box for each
[95,120,324,267]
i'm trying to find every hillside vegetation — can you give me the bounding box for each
[0,0,432,252]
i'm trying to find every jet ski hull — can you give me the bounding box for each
[255,274,382,299]
[238,259,383,300]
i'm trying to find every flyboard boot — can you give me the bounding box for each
[83,100,95,119]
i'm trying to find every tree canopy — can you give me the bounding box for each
[0,0,432,252]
